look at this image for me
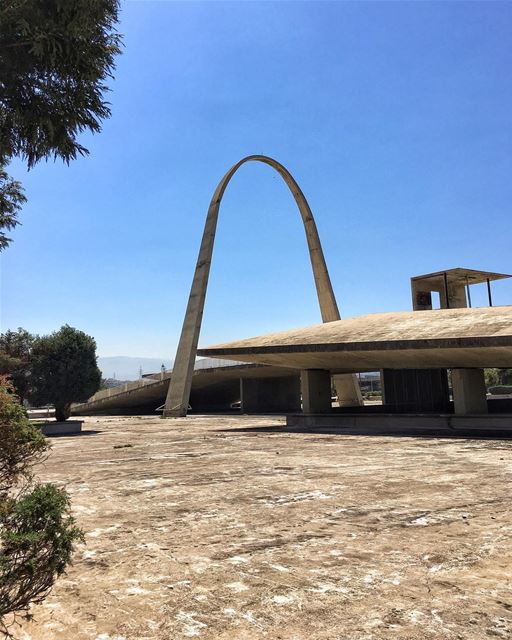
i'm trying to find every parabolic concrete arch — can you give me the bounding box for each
[163,155,362,417]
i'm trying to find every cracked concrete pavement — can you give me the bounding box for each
[14,415,512,640]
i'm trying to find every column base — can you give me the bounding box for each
[161,408,188,418]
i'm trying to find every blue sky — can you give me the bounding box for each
[1,0,512,358]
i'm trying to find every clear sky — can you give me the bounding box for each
[1,0,512,358]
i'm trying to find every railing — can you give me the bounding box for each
[89,376,162,402]
[83,358,252,405]
[193,357,249,370]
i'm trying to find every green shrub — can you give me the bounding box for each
[0,377,83,634]
[0,379,47,493]
[0,485,83,623]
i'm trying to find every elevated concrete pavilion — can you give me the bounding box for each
[411,268,512,310]
[198,306,512,417]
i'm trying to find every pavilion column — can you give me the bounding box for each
[439,284,467,309]
[301,369,332,414]
[452,368,488,415]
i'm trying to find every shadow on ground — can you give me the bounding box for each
[46,430,103,438]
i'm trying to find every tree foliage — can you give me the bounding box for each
[0,169,25,250]
[0,0,122,248]
[0,328,34,403]
[484,368,512,390]
[30,325,101,421]
[0,378,46,493]
[0,377,82,634]
[484,368,501,389]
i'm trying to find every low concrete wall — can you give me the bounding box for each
[286,413,512,436]
[28,408,55,419]
[36,421,83,436]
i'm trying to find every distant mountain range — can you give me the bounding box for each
[97,356,173,381]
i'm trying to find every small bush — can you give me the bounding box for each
[0,485,83,624]
[0,380,47,493]
[0,376,83,635]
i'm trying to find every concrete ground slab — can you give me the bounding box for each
[17,415,512,640]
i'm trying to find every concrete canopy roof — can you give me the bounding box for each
[197,306,512,372]
[411,268,511,289]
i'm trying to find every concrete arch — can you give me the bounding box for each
[163,155,361,416]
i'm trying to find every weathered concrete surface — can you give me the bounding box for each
[18,415,512,640]
[37,420,83,436]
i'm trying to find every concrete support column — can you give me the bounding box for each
[440,284,467,309]
[452,368,488,415]
[301,369,332,414]
[333,373,363,407]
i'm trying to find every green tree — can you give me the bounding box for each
[0,376,82,635]
[484,368,501,389]
[30,326,101,421]
[0,170,25,250]
[0,0,122,249]
[0,328,34,403]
